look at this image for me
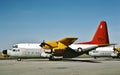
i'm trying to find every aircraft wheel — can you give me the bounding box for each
[117,53,120,58]
[112,57,116,59]
[17,58,21,61]
[94,57,97,59]
[49,56,54,61]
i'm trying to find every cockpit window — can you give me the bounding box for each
[12,45,18,48]
[13,49,16,51]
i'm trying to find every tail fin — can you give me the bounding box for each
[78,21,109,44]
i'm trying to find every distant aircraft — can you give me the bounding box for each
[2,21,111,61]
[89,45,120,59]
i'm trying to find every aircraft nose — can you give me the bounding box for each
[2,49,7,55]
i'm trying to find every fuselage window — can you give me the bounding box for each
[28,52,30,54]
[36,52,39,54]
[32,52,34,54]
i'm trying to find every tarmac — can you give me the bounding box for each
[0,58,120,75]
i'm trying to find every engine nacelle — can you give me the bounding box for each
[111,52,117,57]
[53,49,65,53]
[41,52,51,58]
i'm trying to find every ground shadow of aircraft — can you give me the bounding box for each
[62,58,101,63]
[22,58,101,63]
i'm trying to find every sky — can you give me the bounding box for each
[0,0,120,51]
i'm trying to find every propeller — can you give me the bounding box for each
[40,40,45,47]
[113,44,117,53]
[113,44,115,50]
[40,40,53,48]
[40,40,54,55]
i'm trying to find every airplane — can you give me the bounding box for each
[89,45,120,59]
[2,21,110,61]
[2,37,77,61]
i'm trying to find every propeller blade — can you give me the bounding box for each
[40,40,45,47]
[40,40,53,48]
[113,44,116,52]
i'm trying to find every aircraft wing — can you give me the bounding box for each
[57,37,78,46]
[40,37,78,49]
[97,44,115,47]
[40,37,78,55]
[52,37,78,54]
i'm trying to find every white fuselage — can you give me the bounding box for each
[7,43,51,58]
[69,44,97,52]
[7,43,104,58]
[89,47,118,57]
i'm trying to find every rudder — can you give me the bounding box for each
[78,21,109,44]
[91,21,109,44]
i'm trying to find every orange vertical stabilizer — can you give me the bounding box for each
[78,21,109,44]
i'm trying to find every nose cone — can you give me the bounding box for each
[2,50,9,57]
[2,50,7,55]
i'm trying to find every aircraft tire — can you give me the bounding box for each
[94,57,97,59]
[49,56,54,61]
[17,58,21,61]
[117,53,120,58]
